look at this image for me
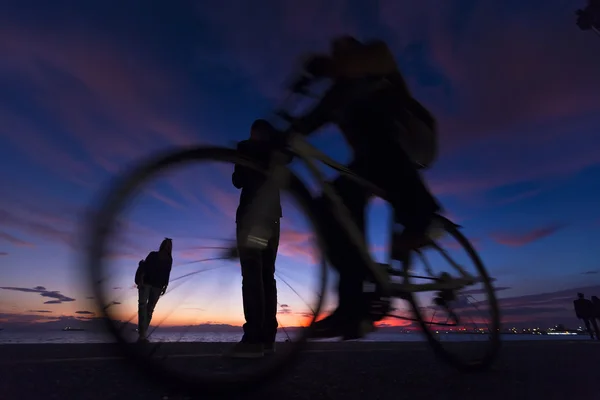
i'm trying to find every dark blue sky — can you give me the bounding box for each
[0,0,599,329]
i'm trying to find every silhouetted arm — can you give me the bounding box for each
[232,164,244,189]
[144,252,155,265]
[161,258,173,294]
[137,251,156,286]
[292,41,408,136]
[134,259,146,286]
[165,258,172,284]
[232,141,249,189]
[290,81,352,136]
[154,256,172,295]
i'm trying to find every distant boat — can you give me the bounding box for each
[63,327,85,332]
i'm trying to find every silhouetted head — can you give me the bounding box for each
[592,296,600,303]
[331,35,361,58]
[331,35,361,53]
[159,238,173,255]
[577,292,584,299]
[250,119,274,141]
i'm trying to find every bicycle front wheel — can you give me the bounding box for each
[404,216,501,372]
[85,146,328,396]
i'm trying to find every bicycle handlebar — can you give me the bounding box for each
[289,73,313,95]
[274,109,295,124]
[272,72,320,126]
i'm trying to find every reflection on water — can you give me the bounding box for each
[0,331,590,344]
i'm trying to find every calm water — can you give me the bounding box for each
[0,331,589,344]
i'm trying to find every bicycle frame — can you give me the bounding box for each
[241,131,479,300]
[291,134,478,292]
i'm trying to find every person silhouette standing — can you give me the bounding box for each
[591,296,600,328]
[573,293,600,340]
[135,238,173,343]
[576,0,600,33]
[226,119,284,358]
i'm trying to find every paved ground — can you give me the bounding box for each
[0,340,598,400]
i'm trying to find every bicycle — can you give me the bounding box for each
[86,73,501,397]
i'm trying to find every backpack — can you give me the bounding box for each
[338,78,439,170]
[395,97,438,170]
[134,260,146,285]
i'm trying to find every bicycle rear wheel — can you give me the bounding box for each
[85,146,327,396]
[404,216,501,372]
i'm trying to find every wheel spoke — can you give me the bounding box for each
[400,216,500,371]
[87,146,329,393]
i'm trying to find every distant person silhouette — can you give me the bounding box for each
[576,0,600,31]
[592,296,600,325]
[573,293,600,340]
[225,119,285,358]
[135,238,173,343]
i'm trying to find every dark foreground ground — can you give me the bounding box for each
[0,340,598,400]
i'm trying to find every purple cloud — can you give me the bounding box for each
[490,223,568,247]
[0,286,75,304]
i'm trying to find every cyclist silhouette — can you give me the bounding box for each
[279,36,440,339]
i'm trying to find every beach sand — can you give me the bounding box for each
[0,340,597,399]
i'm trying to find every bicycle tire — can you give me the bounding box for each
[85,146,328,397]
[405,215,501,372]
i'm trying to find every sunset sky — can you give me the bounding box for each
[1,0,600,332]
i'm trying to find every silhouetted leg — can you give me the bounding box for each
[262,220,280,344]
[137,285,150,337]
[583,318,594,339]
[315,165,370,318]
[237,221,266,344]
[145,287,162,333]
[367,145,440,237]
[591,318,600,340]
